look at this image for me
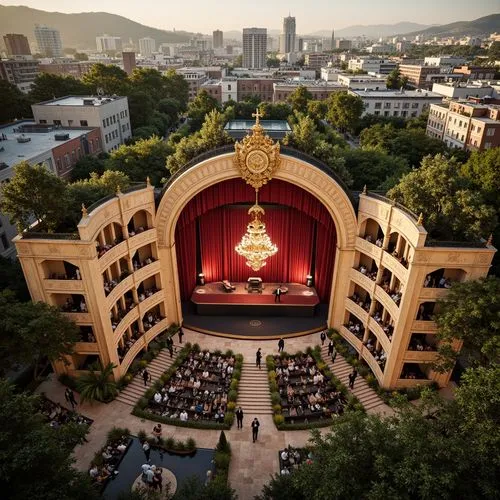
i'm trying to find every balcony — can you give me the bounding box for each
[128,228,156,252]
[99,240,128,269]
[139,289,165,316]
[340,325,363,353]
[360,349,384,382]
[350,268,376,295]
[374,285,400,319]
[134,259,161,283]
[44,279,84,292]
[381,251,408,282]
[411,320,438,333]
[355,236,383,261]
[404,350,439,362]
[62,312,92,323]
[419,287,450,300]
[114,307,140,340]
[345,297,369,324]
[120,337,146,373]
[395,378,433,389]
[144,318,169,343]
[106,274,135,306]
[367,317,391,353]
[74,342,99,354]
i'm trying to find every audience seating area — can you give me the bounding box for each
[279,446,313,475]
[39,396,93,429]
[273,352,347,424]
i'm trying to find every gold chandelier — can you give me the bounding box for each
[235,191,278,272]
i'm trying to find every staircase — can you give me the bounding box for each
[320,345,387,412]
[115,346,179,407]
[236,361,273,416]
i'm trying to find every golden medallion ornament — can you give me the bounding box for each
[233,108,281,190]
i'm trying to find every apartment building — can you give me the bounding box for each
[37,61,95,79]
[337,74,387,90]
[3,34,31,56]
[242,28,267,69]
[274,80,344,102]
[453,65,497,81]
[304,53,332,70]
[32,96,131,153]
[34,25,63,57]
[348,57,398,75]
[0,58,39,93]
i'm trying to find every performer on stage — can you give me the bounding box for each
[273,285,283,303]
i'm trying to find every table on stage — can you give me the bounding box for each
[191,282,319,317]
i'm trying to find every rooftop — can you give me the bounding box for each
[352,89,442,98]
[0,121,96,170]
[36,95,126,107]
[274,80,343,88]
[224,120,291,140]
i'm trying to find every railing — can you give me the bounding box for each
[350,268,376,296]
[367,317,391,354]
[404,350,439,362]
[345,297,369,324]
[22,232,79,240]
[87,182,147,214]
[74,342,99,354]
[424,239,487,248]
[340,325,364,353]
[365,191,419,222]
[44,279,84,292]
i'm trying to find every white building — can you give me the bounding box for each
[95,35,122,53]
[348,57,397,75]
[337,73,387,90]
[243,28,267,69]
[139,37,156,57]
[221,78,238,103]
[34,25,63,57]
[320,67,343,82]
[31,96,132,153]
[349,89,443,118]
[431,82,495,100]
[424,56,467,67]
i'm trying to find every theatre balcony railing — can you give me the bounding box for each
[355,236,383,261]
[134,260,161,284]
[106,274,136,307]
[128,228,157,252]
[419,287,450,300]
[114,307,140,341]
[404,350,439,363]
[349,268,376,296]
[62,312,92,323]
[396,377,433,389]
[138,289,165,316]
[411,320,438,333]
[381,251,408,283]
[119,336,146,373]
[345,297,369,324]
[44,279,84,293]
[73,341,100,354]
[367,318,392,354]
[374,284,400,320]
[340,325,364,353]
[360,348,384,383]
[98,240,129,269]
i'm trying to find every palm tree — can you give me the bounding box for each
[76,362,118,403]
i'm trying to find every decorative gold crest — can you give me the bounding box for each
[233,109,281,190]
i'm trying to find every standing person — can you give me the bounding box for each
[348,368,358,389]
[152,423,162,443]
[251,417,260,443]
[278,338,285,353]
[274,285,283,303]
[235,407,244,429]
[142,368,150,386]
[328,340,334,356]
[65,388,77,410]
[167,337,174,358]
[320,330,326,346]
[142,440,151,461]
[178,326,184,344]
[256,348,262,369]
[331,346,337,364]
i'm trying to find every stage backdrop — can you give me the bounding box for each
[174,178,336,302]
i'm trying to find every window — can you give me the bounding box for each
[89,139,93,152]
[71,151,76,163]
[403,103,410,109]
[56,158,62,172]
[39,119,47,124]
[393,111,399,117]
[106,118,110,127]
[486,128,495,136]
[68,119,74,126]
[113,115,116,124]
[384,102,391,109]
[64,154,70,167]
[105,135,109,144]
[374,102,382,109]
[401,111,408,117]
[411,103,419,109]
[102,119,106,128]
[77,147,82,159]
[485,142,492,149]
[95,138,99,149]
[228,84,232,91]
[384,111,390,117]
[80,120,88,126]
[374,111,380,116]
[393,102,400,109]
[53,120,62,125]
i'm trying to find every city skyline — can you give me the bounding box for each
[0,0,498,34]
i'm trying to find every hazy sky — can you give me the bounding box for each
[2,0,499,33]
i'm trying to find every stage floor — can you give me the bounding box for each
[182,302,328,339]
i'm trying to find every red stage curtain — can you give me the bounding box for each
[315,219,336,301]
[175,222,197,300]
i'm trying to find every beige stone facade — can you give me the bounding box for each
[14,150,495,389]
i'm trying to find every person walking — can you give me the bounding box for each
[142,440,151,461]
[142,368,150,386]
[348,368,358,389]
[167,337,174,358]
[152,423,162,444]
[235,407,244,429]
[278,338,285,353]
[328,340,334,356]
[65,388,78,410]
[178,326,184,344]
[256,348,262,369]
[251,417,260,443]
[320,330,326,346]
[331,346,337,364]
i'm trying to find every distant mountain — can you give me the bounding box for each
[399,13,500,38]
[308,22,431,39]
[0,5,196,50]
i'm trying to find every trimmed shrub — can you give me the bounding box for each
[273,414,285,426]
[214,450,231,471]
[227,401,236,412]
[271,392,281,405]
[224,412,234,426]
[186,437,196,451]
[272,404,282,413]
[229,379,238,391]
[216,431,230,454]
[228,390,238,402]
[164,436,174,449]
[137,429,147,442]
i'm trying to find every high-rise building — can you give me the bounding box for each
[122,52,137,75]
[242,28,267,69]
[279,15,296,54]
[213,30,223,49]
[34,25,63,57]
[139,37,156,57]
[331,29,335,50]
[96,35,122,53]
[3,34,31,56]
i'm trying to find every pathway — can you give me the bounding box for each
[237,361,273,416]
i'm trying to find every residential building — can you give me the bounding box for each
[34,25,63,57]
[242,28,267,69]
[200,80,222,103]
[427,100,500,151]
[175,69,209,100]
[122,52,137,75]
[335,39,352,51]
[348,57,397,75]
[304,53,332,70]
[139,38,156,57]
[395,41,412,53]
[3,34,31,56]
[431,82,495,100]
[0,59,39,93]
[399,64,454,89]
[95,35,122,53]
[453,65,497,81]
[349,89,442,118]
[424,56,466,67]
[31,96,131,153]
[337,74,387,90]
[280,16,296,54]
[274,80,344,102]
[0,121,101,258]
[37,61,95,79]
[321,67,343,81]
[213,30,223,49]
[238,78,277,102]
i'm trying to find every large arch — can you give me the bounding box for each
[155,152,358,329]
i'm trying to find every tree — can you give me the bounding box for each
[386,68,408,90]
[0,291,79,380]
[0,380,99,500]
[129,68,168,101]
[307,100,328,121]
[0,256,30,301]
[77,362,118,403]
[0,161,69,232]
[82,63,129,95]
[433,277,500,371]
[163,68,189,112]
[70,154,107,181]
[158,97,182,122]
[258,102,293,121]
[287,85,313,113]
[30,73,89,103]
[326,91,364,133]
[74,52,89,61]
[0,80,32,123]
[106,136,172,185]
[187,90,220,131]
[388,154,497,241]
[127,89,156,131]
[172,475,236,500]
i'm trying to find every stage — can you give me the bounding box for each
[191,282,319,317]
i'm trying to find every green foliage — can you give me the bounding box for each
[287,85,313,113]
[273,414,285,426]
[258,102,293,120]
[187,89,221,131]
[0,161,69,232]
[0,379,99,500]
[386,68,409,90]
[270,392,281,405]
[106,136,172,185]
[70,154,108,181]
[0,79,32,123]
[30,73,89,103]
[0,256,30,301]
[76,362,118,403]
[326,91,364,133]
[216,431,230,453]
[107,426,130,443]
[388,154,497,241]
[82,63,129,95]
